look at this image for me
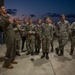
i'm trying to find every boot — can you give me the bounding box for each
[41,52,45,59]
[35,49,38,55]
[3,64,14,69]
[70,49,74,55]
[31,51,34,56]
[16,51,21,56]
[51,48,54,52]
[26,51,30,55]
[37,49,40,54]
[21,50,25,52]
[55,48,59,54]
[58,50,64,56]
[11,60,18,64]
[46,52,49,60]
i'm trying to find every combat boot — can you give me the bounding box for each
[26,51,30,55]
[55,48,59,55]
[46,52,49,60]
[59,50,64,56]
[34,49,38,55]
[3,64,14,69]
[16,51,21,56]
[37,49,40,54]
[51,48,54,52]
[41,52,45,59]
[31,51,34,56]
[70,49,74,55]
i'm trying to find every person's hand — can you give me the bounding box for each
[6,14,10,18]
[5,14,11,23]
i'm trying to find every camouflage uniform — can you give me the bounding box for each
[42,23,53,53]
[13,24,22,53]
[35,24,42,53]
[0,14,16,67]
[70,22,75,55]
[49,23,56,52]
[26,24,35,54]
[56,20,70,55]
[21,23,27,50]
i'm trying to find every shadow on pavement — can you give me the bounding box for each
[33,58,50,66]
[54,55,72,62]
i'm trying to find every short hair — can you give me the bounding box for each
[28,18,32,20]
[37,19,41,21]
[13,18,17,22]
[0,5,2,9]
[44,16,50,21]
[0,5,2,8]
[23,17,27,20]
[60,14,65,18]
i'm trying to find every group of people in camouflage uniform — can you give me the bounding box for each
[0,6,75,69]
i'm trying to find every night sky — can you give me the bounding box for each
[4,0,75,22]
